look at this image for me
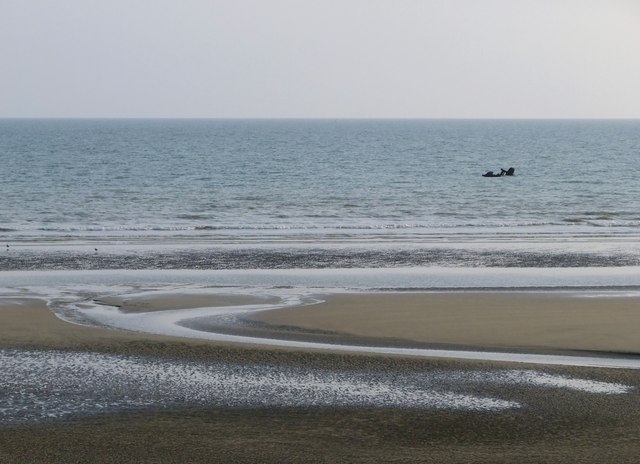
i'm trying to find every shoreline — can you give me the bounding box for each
[4,238,640,270]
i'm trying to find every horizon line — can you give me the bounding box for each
[2,116,640,121]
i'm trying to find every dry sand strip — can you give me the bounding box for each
[251,291,640,355]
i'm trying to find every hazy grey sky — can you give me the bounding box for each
[2,0,639,118]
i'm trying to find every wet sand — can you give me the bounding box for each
[1,293,640,463]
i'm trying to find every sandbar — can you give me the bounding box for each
[250,291,640,354]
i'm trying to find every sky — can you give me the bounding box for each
[1,0,640,118]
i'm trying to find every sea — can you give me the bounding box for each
[1,118,640,278]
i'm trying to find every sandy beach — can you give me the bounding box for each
[1,292,640,463]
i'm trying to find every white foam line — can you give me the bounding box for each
[73,300,640,370]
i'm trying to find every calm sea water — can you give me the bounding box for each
[2,119,640,270]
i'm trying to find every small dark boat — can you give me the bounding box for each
[482,167,515,177]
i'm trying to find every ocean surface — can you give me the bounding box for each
[2,118,640,270]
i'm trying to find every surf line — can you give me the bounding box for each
[72,297,640,370]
